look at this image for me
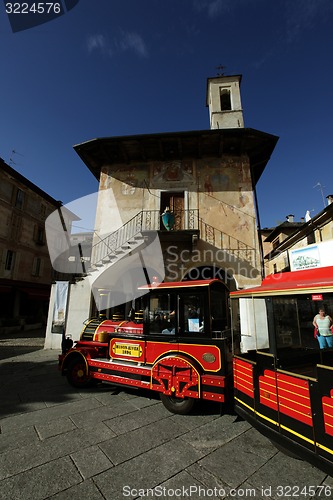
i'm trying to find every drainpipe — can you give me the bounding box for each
[252,182,265,280]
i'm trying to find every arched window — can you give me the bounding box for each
[220,88,231,111]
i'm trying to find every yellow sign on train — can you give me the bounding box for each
[112,342,143,358]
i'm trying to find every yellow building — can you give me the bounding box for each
[0,158,63,332]
[263,202,333,274]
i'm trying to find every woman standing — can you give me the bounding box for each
[313,308,333,349]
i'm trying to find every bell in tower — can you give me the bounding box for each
[206,74,244,130]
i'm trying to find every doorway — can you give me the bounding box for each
[160,192,184,230]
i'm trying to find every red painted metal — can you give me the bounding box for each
[322,390,333,436]
[231,266,333,296]
[233,358,254,398]
[259,370,278,410]
[151,355,199,398]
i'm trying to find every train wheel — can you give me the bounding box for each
[160,394,195,414]
[66,358,92,388]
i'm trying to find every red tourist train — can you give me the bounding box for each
[231,265,333,476]
[60,266,333,474]
[59,279,232,415]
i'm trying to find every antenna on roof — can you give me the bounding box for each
[216,65,226,76]
[8,149,24,167]
[313,181,326,208]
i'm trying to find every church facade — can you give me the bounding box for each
[45,75,278,347]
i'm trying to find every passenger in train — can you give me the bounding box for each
[313,308,333,348]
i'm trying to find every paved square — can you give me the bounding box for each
[0,346,331,499]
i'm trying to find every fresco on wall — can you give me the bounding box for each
[150,161,196,189]
[196,156,255,247]
[121,170,137,195]
[98,157,255,247]
[198,156,250,193]
[101,166,149,196]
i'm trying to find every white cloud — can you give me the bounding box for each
[193,0,231,18]
[86,31,148,58]
[87,34,107,54]
[118,31,148,58]
[208,0,226,17]
[284,0,333,42]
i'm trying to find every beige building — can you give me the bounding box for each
[0,157,66,332]
[263,201,333,274]
[45,75,278,347]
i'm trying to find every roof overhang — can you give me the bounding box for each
[264,223,304,242]
[230,266,333,298]
[264,204,333,259]
[73,128,278,186]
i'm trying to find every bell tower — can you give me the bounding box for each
[206,74,244,130]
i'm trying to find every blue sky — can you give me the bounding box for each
[1,0,332,229]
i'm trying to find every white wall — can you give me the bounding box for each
[44,279,92,349]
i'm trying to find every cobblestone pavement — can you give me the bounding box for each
[0,330,45,361]
[0,334,332,499]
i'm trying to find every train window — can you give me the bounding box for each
[236,295,333,355]
[211,288,228,335]
[235,298,269,352]
[146,293,177,334]
[272,295,333,351]
[180,294,205,334]
[272,298,299,348]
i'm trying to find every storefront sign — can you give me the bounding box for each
[289,240,333,272]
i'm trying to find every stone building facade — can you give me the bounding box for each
[45,75,278,347]
[263,200,333,274]
[0,158,63,332]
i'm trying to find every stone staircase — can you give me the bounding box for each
[73,209,257,289]
[87,233,146,282]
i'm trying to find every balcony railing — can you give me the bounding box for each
[91,210,199,265]
[90,209,256,268]
[198,218,257,267]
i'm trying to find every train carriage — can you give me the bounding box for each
[230,265,333,476]
[59,279,233,415]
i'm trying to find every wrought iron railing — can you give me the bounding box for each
[90,209,256,268]
[91,209,199,265]
[198,218,257,267]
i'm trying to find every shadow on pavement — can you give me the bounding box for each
[0,330,234,421]
[0,351,230,421]
[0,356,75,419]
[0,329,45,361]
